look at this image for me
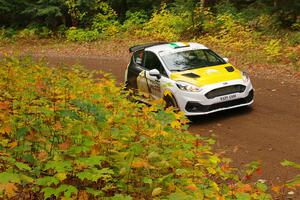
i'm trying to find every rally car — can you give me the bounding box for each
[124,42,254,116]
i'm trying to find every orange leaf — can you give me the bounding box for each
[78,190,89,200]
[0,102,10,110]
[186,184,198,191]
[256,167,263,176]
[37,151,48,160]
[237,184,252,193]
[4,183,17,198]
[82,130,92,136]
[54,122,62,130]
[58,139,72,150]
[272,185,281,194]
[131,160,149,168]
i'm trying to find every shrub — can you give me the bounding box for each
[92,1,120,37]
[264,39,282,60]
[137,4,191,41]
[15,26,53,39]
[0,28,17,39]
[66,27,100,42]
[16,28,38,39]
[0,56,272,199]
[36,26,52,38]
[291,17,300,31]
[286,31,300,46]
[122,11,149,33]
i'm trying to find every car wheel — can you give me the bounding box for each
[164,94,178,109]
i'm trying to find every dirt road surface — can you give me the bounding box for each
[37,55,300,188]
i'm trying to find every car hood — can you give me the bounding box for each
[170,64,243,87]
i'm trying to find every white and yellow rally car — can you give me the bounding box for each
[125,42,254,116]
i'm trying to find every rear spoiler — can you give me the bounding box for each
[129,42,168,53]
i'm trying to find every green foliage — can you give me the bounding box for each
[122,10,149,32]
[66,27,100,42]
[0,56,272,199]
[92,1,120,36]
[137,4,191,40]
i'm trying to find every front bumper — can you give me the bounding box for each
[173,79,254,116]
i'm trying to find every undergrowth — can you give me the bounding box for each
[0,56,273,199]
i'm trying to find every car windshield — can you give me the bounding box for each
[160,49,226,72]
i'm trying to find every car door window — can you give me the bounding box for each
[144,51,167,76]
[133,50,144,66]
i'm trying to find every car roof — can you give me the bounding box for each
[145,42,208,54]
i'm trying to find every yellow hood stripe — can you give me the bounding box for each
[170,64,242,87]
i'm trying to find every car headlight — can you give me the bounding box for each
[241,71,250,82]
[176,81,202,92]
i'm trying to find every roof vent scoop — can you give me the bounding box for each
[225,66,235,72]
[182,73,200,78]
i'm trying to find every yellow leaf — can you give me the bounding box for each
[55,173,67,181]
[152,187,162,197]
[3,124,12,134]
[119,167,126,176]
[9,141,18,149]
[171,120,181,128]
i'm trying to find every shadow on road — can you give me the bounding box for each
[188,106,254,124]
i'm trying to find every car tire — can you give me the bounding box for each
[164,94,178,109]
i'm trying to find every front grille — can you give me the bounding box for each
[205,85,246,99]
[186,90,254,113]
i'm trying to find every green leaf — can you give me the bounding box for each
[22,153,35,164]
[57,184,78,198]
[175,168,188,175]
[76,168,114,182]
[286,175,300,187]
[15,162,31,171]
[281,160,300,169]
[76,155,106,167]
[0,172,20,184]
[36,176,59,186]
[167,192,194,200]
[142,177,152,185]
[256,182,268,192]
[236,193,251,200]
[86,187,104,197]
[58,109,81,120]
[42,187,60,199]
[44,160,72,173]
[112,194,132,200]
[16,127,29,139]
[208,155,220,164]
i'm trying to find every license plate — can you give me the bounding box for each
[220,94,237,102]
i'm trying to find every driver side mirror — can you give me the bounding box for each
[223,57,229,63]
[149,69,161,79]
